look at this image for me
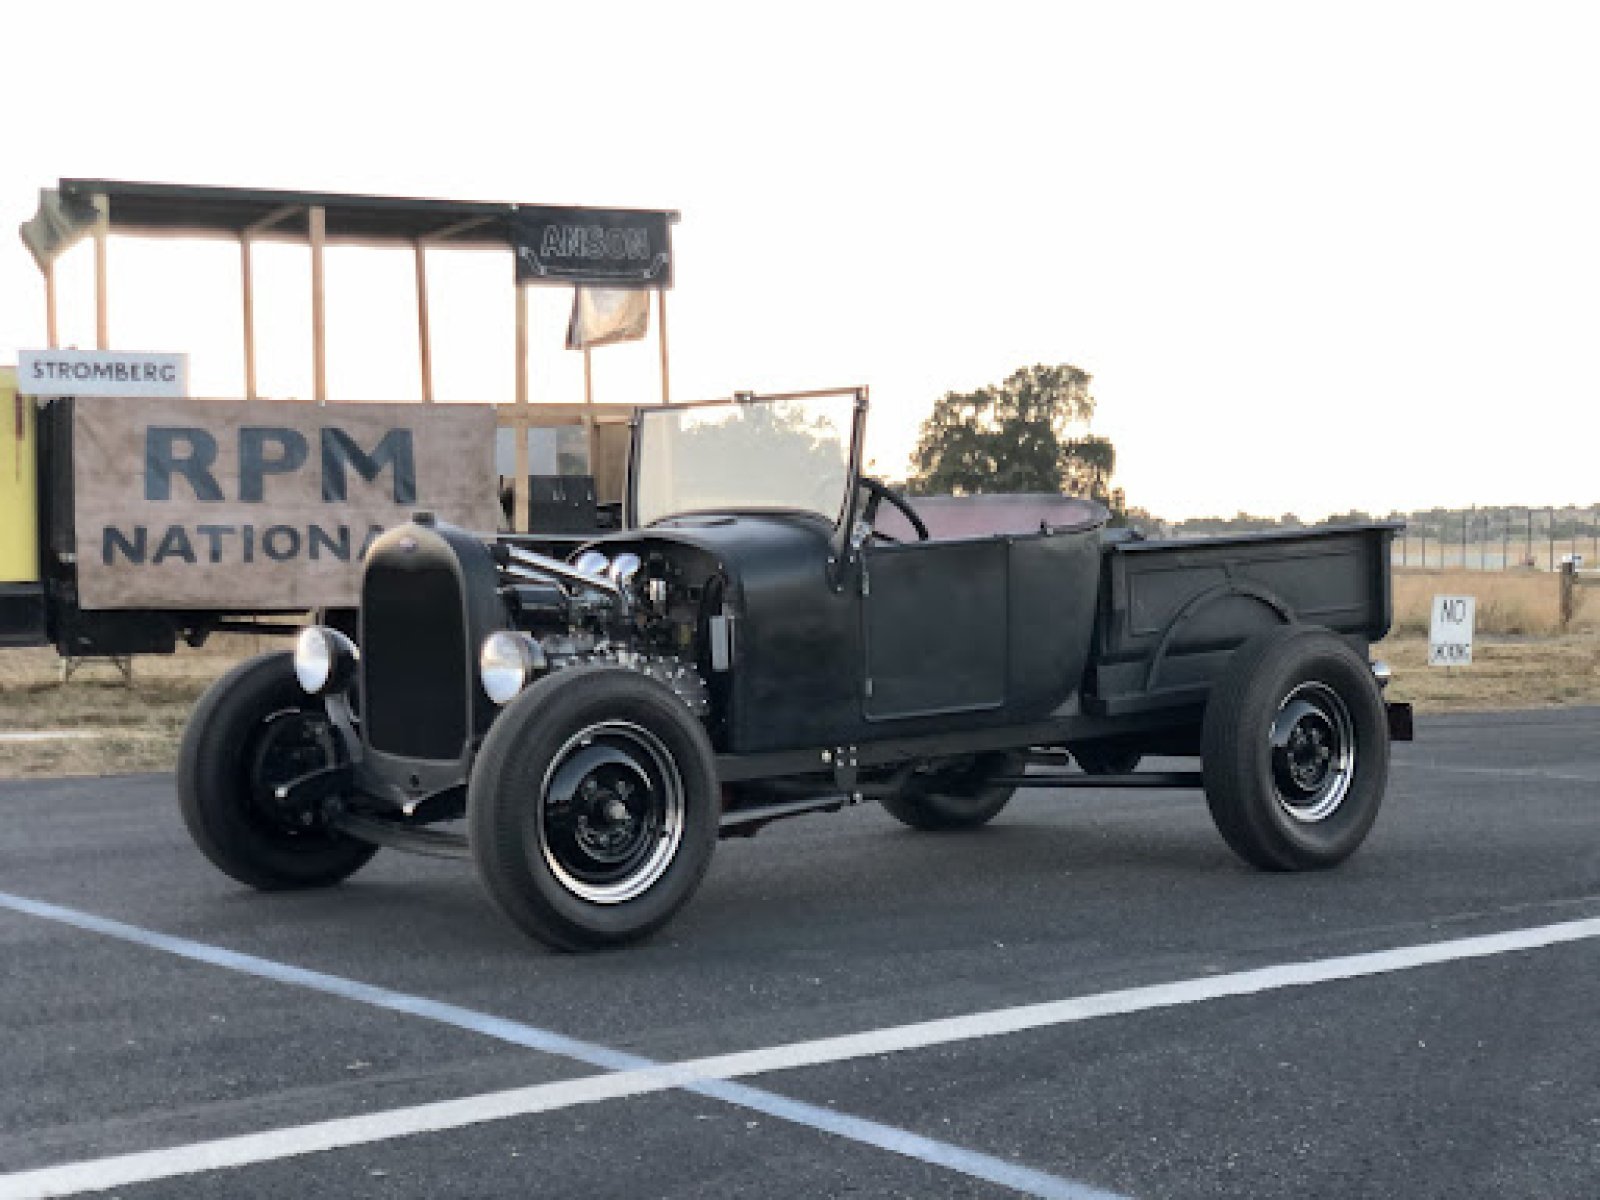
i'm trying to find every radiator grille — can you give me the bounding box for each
[361,559,468,760]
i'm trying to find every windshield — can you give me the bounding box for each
[633,393,857,526]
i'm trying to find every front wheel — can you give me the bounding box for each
[1202,626,1389,871]
[467,666,719,951]
[178,652,377,890]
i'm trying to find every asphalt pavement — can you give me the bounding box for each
[0,707,1595,1198]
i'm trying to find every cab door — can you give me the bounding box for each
[860,538,1008,721]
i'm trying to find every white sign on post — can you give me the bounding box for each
[1429,594,1476,666]
[18,349,189,398]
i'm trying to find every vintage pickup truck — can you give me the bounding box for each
[178,387,1412,950]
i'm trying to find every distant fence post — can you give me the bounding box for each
[1560,559,1576,630]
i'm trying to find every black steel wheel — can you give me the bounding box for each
[1201,625,1389,871]
[178,652,376,890]
[880,752,1023,831]
[467,666,718,951]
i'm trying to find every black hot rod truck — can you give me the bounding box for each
[177,386,1414,951]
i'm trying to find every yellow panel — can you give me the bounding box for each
[0,367,40,583]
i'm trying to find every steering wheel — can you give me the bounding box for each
[859,476,930,543]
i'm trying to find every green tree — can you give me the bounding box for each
[908,364,1123,511]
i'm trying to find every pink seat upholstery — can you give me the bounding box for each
[873,493,1109,542]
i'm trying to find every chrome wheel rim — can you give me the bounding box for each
[1268,682,1355,823]
[537,721,684,904]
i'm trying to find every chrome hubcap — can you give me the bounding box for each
[1269,682,1355,823]
[537,721,684,904]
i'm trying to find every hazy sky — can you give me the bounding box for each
[4,1,1598,520]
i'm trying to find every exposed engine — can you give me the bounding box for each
[488,539,719,719]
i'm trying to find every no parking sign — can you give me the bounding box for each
[1429,595,1475,666]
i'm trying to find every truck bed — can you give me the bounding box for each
[1087,523,1399,717]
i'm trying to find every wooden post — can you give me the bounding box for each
[240,237,258,400]
[309,205,327,403]
[514,283,529,532]
[583,345,600,471]
[657,288,671,404]
[44,261,59,349]
[92,193,110,350]
[1560,561,1576,630]
[414,241,434,403]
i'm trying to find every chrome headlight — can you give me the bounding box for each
[480,631,547,705]
[293,626,358,695]
[608,551,642,587]
[574,550,610,578]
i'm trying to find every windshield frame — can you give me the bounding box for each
[624,386,868,533]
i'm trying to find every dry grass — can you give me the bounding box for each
[1375,630,1600,712]
[0,634,284,780]
[1390,567,1600,636]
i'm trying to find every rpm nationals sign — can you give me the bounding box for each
[72,398,502,610]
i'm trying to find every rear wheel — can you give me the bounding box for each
[468,666,719,951]
[879,752,1023,831]
[1202,626,1388,870]
[178,652,376,890]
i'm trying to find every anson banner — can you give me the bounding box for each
[72,398,502,610]
[512,207,673,288]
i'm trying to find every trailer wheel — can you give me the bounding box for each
[1202,625,1388,870]
[880,753,1022,831]
[178,652,376,890]
[467,666,719,951]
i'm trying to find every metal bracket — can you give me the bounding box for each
[271,762,354,808]
[824,745,859,791]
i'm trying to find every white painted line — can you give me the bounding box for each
[2,892,1596,1200]
[673,915,1600,1082]
[1398,761,1600,786]
[0,891,1120,1200]
[0,1073,674,1200]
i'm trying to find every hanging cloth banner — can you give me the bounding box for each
[512,206,674,288]
[18,188,100,271]
[567,288,651,350]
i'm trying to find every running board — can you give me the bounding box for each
[720,795,848,835]
[989,771,1204,789]
[333,812,470,859]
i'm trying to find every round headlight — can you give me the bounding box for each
[574,550,610,578]
[294,626,357,695]
[480,632,546,705]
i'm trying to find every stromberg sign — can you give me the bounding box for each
[72,398,501,610]
[20,349,188,398]
[512,206,673,288]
